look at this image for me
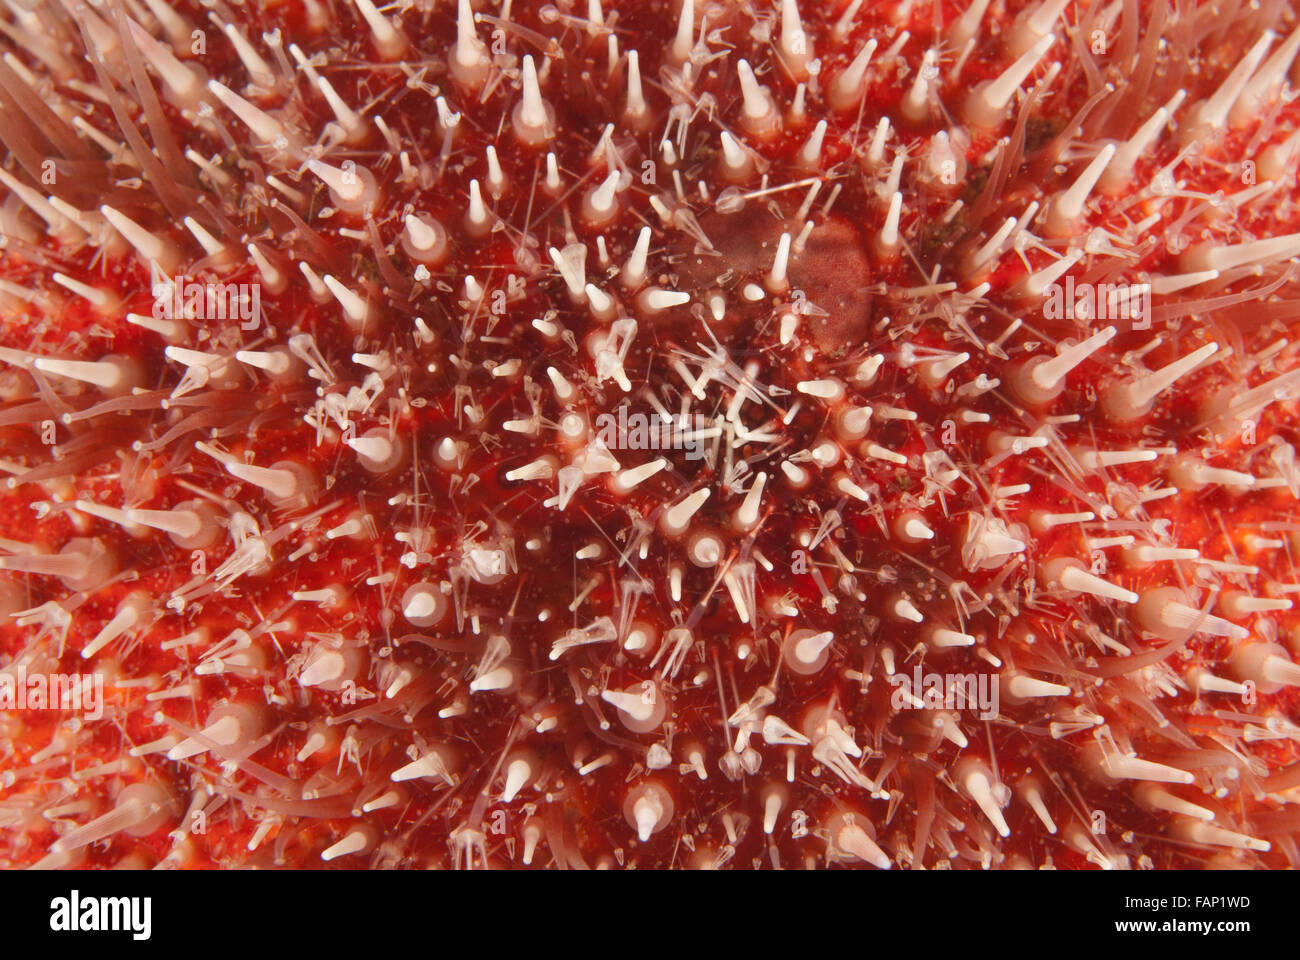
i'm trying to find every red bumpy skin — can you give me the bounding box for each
[2,0,1300,870]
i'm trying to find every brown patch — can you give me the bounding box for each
[673,205,872,356]
[788,217,873,357]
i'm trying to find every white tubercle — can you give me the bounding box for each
[346,433,395,466]
[764,231,793,291]
[835,823,891,869]
[549,245,587,300]
[1058,564,1138,604]
[1104,342,1218,420]
[1183,231,1300,273]
[625,49,648,122]
[1148,268,1217,295]
[167,714,242,761]
[236,349,291,376]
[1157,597,1250,640]
[221,22,275,87]
[450,0,488,84]
[1186,30,1274,135]
[610,458,666,493]
[632,794,662,841]
[901,49,937,122]
[830,39,877,111]
[1102,90,1184,190]
[195,441,301,501]
[1006,674,1070,699]
[1014,249,1083,298]
[879,192,902,252]
[1018,781,1057,834]
[798,120,827,167]
[125,507,204,540]
[1029,326,1117,398]
[621,226,652,289]
[863,443,906,466]
[321,828,372,862]
[352,0,406,56]
[1189,667,1249,697]
[307,159,365,203]
[126,19,201,100]
[903,517,933,540]
[735,59,777,135]
[391,752,452,783]
[1135,784,1214,822]
[513,55,554,144]
[1175,820,1271,853]
[777,0,812,74]
[300,648,347,687]
[1046,144,1115,233]
[317,76,363,138]
[1232,642,1300,693]
[965,35,1054,127]
[1008,0,1068,57]
[1219,591,1291,619]
[601,688,656,724]
[1232,24,1300,127]
[1099,750,1195,785]
[866,116,890,167]
[81,596,145,659]
[406,212,439,251]
[184,216,227,257]
[585,170,621,220]
[949,0,991,50]
[719,131,751,179]
[641,288,691,311]
[892,598,923,623]
[966,217,1017,274]
[672,0,695,62]
[99,205,171,266]
[1126,545,1199,564]
[931,628,975,648]
[793,630,833,665]
[1169,457,1256,491]
[763,792,784,834]
[207,80,287,146]
[1080,447,1160,470]
[322,274,371,326]
[32,356,133,392]
[959,761,1010,838]
[501,758,533,803]
[469,666,514,692]
[662,488,710,534]
[246,243,285,293]
[734,472,767,530]
[402,585,445,623]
